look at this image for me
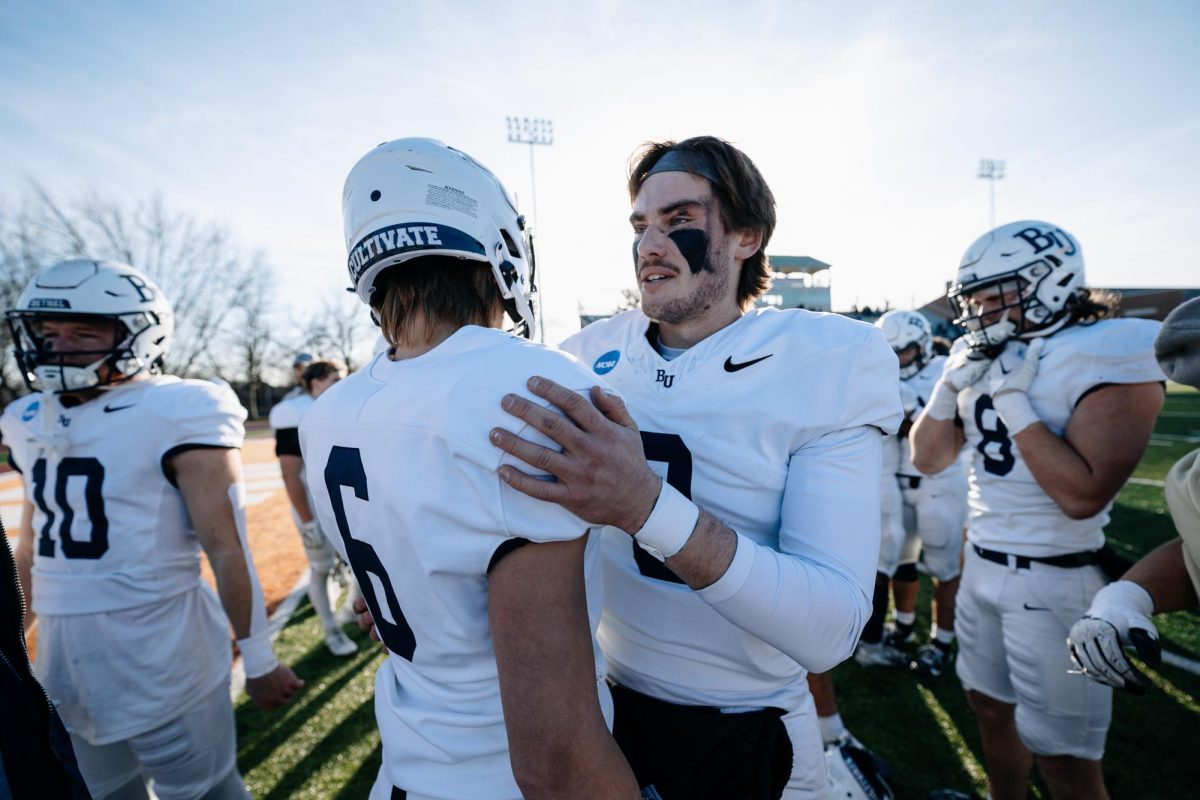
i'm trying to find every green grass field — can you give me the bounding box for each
[236,387,1200,799]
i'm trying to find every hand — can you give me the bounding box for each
[352,595,382,643]
[994,338,1045,398]
[490,377,662,534]
[941,348,993,392]
[245,663,304,710]
[899,381,919,418]
[1067,580,1160,693]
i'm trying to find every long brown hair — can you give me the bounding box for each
[373,256,503,348]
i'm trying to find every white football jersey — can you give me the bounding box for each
[268,392,313,431]
[300,326,608,800]
[561,307,900,709]
[898,356,966,483]
[957,319,1164,555]
[0,376,246,742]
[270,393,316,525]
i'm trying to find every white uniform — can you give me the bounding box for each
[0,376,248,797]
[269,393,338,571]
[877,428,906,575]
[560,308,900,797]
[896,355,968,580]
[300,326,609,800]
[952,318,1164,759]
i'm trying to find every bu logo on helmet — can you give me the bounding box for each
[1013,226,1077,257]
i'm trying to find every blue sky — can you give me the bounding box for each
[2,1,1197,342]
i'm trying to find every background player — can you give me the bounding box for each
[2,259,301,800]
[268,357,360,657]
[876,309,968,678]
[300,138,635,799]
[1068,295,1200,692]
[491,135,901,798]
[910,221,1165,800]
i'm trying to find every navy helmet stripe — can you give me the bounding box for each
[348,222,487,282]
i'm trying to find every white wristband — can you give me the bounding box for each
[237,632,278,679]
[926,381,959,421]
[1089,579,1155,618]
[633,479,700,562]
[993,391,1040,435]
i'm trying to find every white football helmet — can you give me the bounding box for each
[342,137,537,339]
[949,220,1084,356]
[875,310,933,378]
[6,259,173,393]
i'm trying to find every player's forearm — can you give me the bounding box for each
[15,542,35,632]
[280,471,314,522]
[1123,539,1197,613]
[278,457,314,521]
[1013,425,1120,519]
[910,412,963,474]
[207,545,254,638]
[698,539,869,672]
[662,511,738,590]
[512,725,638,799]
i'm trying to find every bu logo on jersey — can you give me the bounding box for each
[655,369,675,388]
[593,350,620,375]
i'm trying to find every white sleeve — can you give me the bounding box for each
[697,425,882,673]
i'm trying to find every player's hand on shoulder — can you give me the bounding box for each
[491,377,660,533]
[246,663,305,710]
[1067,579,1161,694]
[941,347,992,392]
[352,595,383,643]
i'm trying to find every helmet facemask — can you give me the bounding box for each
[949,275,1034,358]
[6,310,164,394]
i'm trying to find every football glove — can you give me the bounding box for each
[1067,580,1160,694]
[298,518,327,550]
[940,348,993,393]
[992,338,1045,434]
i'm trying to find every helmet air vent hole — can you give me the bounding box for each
[370,190,382,202]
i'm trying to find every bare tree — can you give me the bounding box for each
[305,292,372,374]
[0,185,262,387]
[0,204,53,404]
[227,268,280,418]
[616,287,641,311]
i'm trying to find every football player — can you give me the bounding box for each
[1068,295,1200,692]
[875,310,969,678]
[910,221,1165,800]
[281,352,314,401]
[269,358,360,657]
[1,259,302,800]
[300,138,636,799]
[490,136,902,798]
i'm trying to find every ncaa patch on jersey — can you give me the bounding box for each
[21,401,39,422]
[593,350,620,374]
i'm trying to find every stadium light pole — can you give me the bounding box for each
[507,116,554,341]
[977,158,1006,229]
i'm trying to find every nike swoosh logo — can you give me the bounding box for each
[724,354,773,373]
[1023,603,1052,612]
[103,403,135,413]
